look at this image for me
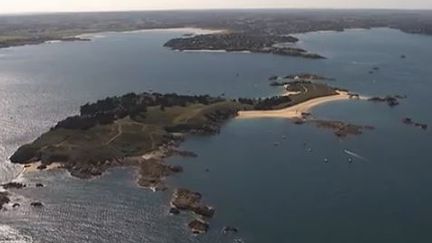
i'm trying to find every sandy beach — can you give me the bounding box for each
[237,91,353,119]
[22,162,63,173]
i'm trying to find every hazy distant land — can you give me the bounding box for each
[1,10,432,57]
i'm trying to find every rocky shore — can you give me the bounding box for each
[188,220,209,234]
[137,157,183,191]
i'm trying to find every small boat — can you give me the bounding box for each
[344,149,367,161]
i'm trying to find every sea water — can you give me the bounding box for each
[0,28,431,242]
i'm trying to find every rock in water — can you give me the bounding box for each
[171,188,215,217]
[223,226,239,234]
[169,207,180,215]
[0,192,10,209]
[188,220,209,234]
[2,182,26,189]
[37,164,47,170]
[30,202,44,208]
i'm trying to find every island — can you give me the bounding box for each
[8,82,373,232]
[269,73,334,87]
[368,95,404,107]
[164,33,325,59]
[402,117,428,130]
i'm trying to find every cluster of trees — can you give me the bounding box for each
[165,33,298,52]
[254,96,292,110]
[237,96,292,110]
[237,98,256,105]
[56,92,225,130]
[55,91,297,130]
[54,113,116,130]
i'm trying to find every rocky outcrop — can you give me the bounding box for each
[284,73,333,81]
[30,202,44,208]
[223,226,239,234]
[368,96,402,107]
[2,182,26,190]
[188,219,209,234]
[402,118,428,130]
[170,188,215,218]
[0,192,10,209]
[169,207,180,215]
[138,159,183,191]
[292,117,306,125]
[312,120,375,137]
[172,150,198,158]
[268,75,279,81]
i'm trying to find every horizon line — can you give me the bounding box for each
[1,7,432,16]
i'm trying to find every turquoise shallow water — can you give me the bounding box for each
[0,28,431,242]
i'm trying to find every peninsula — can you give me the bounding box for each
[8,81,371,233]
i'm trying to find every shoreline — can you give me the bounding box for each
[0,27,228,51]
[22,162,63,174]
[76,27,228,40]
[237,91,354,119]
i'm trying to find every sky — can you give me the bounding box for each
[1,0,431,14]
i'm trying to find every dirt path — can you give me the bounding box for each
[106,123,122,145]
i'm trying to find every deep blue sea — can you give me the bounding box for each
[0,28,431,242]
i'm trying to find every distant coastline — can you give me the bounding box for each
[2,10,432,53]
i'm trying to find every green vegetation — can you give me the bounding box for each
[9,82,344,178]
[240,81,338,110]
[284,81,338,106]
[10,92,251,178]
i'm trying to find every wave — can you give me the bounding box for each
[0,159,23,185]
[0,225,33,243]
